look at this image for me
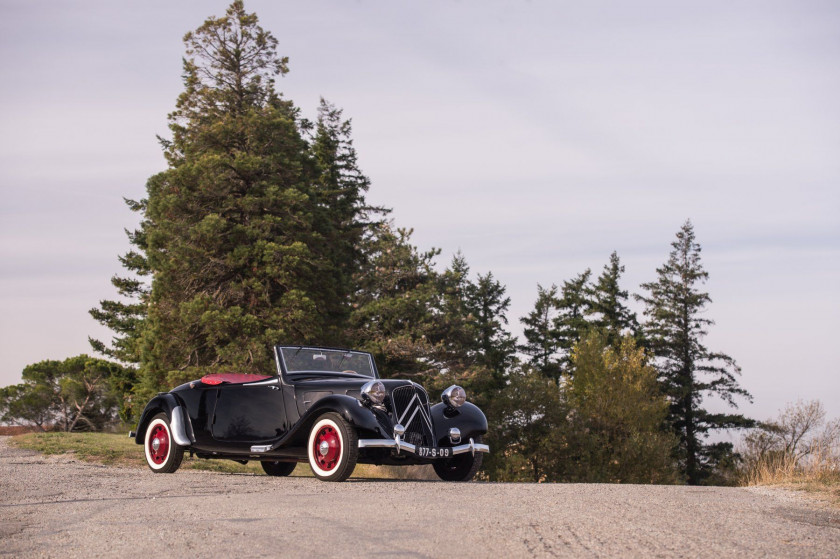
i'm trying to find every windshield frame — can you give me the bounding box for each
[274,346,379,380]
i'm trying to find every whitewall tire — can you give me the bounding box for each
[144,413,184,473]
[306,413,358,482]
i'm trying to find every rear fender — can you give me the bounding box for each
[134,393,193,447]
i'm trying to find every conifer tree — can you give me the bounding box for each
[465,272,517,386]
[348,223,443,382]
[519,284,562,380]
[588,251,639,346]
[311,98,384,343]
[140,1,319,392]
[636,220,753,484]
[483,363,566,482]
[555,269,593,374]
[88,238,149,365]
[349,236,497,396]
[436,253,481,368]
[90,2,378,398]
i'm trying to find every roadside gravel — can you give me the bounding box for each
[1,436,838,558]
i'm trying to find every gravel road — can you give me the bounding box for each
[1,437,838,558]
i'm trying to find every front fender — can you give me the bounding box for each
[282,394,385,447]
[430,402,488,445]
[134,393,193,446]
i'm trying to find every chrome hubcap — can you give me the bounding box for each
[152,438,160,451]
[319,441,330,456]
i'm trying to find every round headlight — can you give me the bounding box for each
[361,380,386,405]
[442,385,467,408]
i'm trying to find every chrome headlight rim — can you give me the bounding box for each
[442,385,467,408]
[360,380,386,406]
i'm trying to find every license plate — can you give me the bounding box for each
[416,446,451,458]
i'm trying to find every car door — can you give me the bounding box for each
[211,377,289,445]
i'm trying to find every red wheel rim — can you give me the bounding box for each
[312,425,341,471]
[148,423,170,465]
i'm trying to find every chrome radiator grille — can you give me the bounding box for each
[390,385,434,447]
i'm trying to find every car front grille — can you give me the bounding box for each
[390,385,434,447]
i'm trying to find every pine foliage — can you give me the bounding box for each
[636,220,753,484]
[555,269,594,374]
[588,251,639,346]
[519,284,563,380]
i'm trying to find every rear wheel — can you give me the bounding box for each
[144,413,184,473]
[261,460,297,477]
[307,413,358,482]
[433,436,483,482]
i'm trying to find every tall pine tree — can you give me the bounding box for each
[311,98,387,346]
[311,98,385,344]
[88,223,149,366]
[588,251,639,346]
[636,220,753,484]
[436,253,481,371]
[348,223,444,382]
[519,284,562,380]
[140,2,325,392]
[555,269,593,375]
[92,2,377,398]
[466,272,517,386]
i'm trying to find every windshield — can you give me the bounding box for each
[278,347,377,378]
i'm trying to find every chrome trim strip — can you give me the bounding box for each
[451,438,490,456]
[251,445,272,453]
[417,397,434,433]
[397,393,418,425]
[169,406,192,446]
[273,346,283,376]
[410,384,435,434]
[357,439,398,448]
[246,378,281,386]
[358,438,416,454]
[403,405,420,432]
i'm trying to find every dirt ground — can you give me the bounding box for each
[2,436,838,558]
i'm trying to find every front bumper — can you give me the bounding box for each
[358,437,489,457]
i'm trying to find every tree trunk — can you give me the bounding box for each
[67,393,92,433]
[684,390,697,484]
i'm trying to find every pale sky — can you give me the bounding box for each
[1,0,838,424]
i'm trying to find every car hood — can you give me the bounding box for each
[291,377,415,394]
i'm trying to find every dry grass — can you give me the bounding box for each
[0,425,52,436]
[8,432,437,480]
[740,444,840,508]
[11,432,144,467]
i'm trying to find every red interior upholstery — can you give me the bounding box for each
[200,373,273,385]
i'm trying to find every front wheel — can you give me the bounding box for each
[307,413,358,482]
[144,413,184,473]
[261,460,297,477]
[433,436,483,481]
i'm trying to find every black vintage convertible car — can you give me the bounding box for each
[131,346,489,482]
